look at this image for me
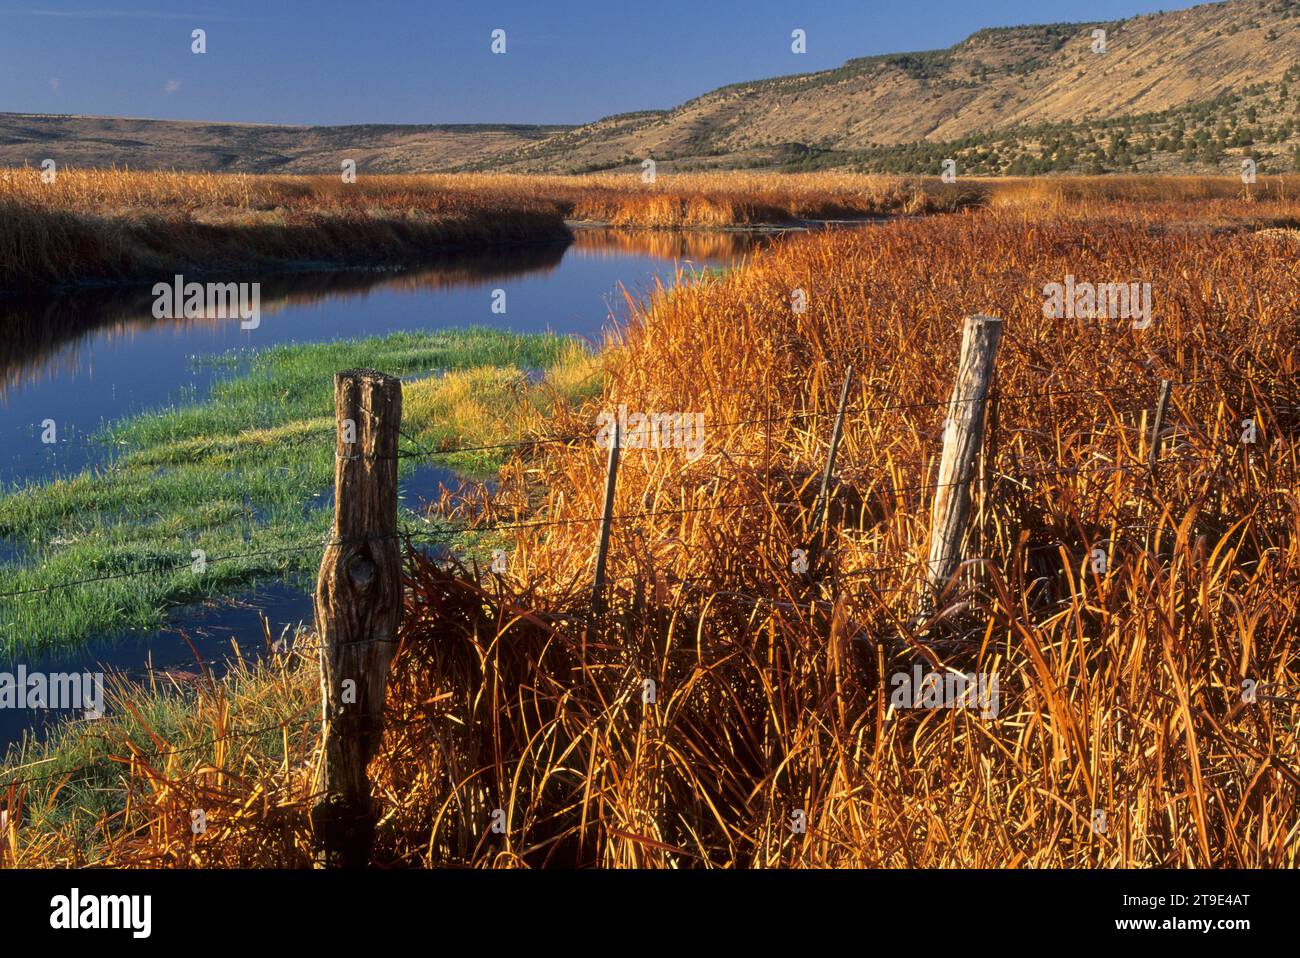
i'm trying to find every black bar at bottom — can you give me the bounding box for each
[0,867,1283,944]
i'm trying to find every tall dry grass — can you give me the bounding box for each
[986,174,1300,227]
[0,169,980,290]
[556,171,981,225]
[0,168,974,220]
[8,167,1296,291]
[393,200,1300,867]
[6,196,1299,868]
[0,169,571,290]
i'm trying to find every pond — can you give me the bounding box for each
[0,226,787,752]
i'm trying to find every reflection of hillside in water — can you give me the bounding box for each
[569,226,779,263]
[0,241,570,400]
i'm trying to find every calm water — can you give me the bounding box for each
[0,227,778,752]
[1,230,773,487]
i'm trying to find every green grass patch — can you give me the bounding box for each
[0,328,601,655]
[1,648,320,856]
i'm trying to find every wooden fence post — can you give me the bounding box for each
[591,419,621,616]
[1147,378,1172,474]
[311,369,403,868]
[922,315,1003,616]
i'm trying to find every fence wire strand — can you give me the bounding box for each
[0,371,1290,802]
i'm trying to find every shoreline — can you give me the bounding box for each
[0,232,577,298]
[0,327,596,656]
[0,170,990,293]
[0,218,896,300]
[0,324,597,823]
[0,211,576,295]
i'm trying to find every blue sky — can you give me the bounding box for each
[0,1,1205,126]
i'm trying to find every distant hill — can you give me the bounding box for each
[0,114,567,173]
[477,0,1300,175]
[4,0,1299,176]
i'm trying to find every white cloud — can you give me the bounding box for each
[163,79,181,94]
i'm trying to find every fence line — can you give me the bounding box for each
[0,494,1275,796]
[0,512,1218,670]
[0,369,1246,601]
[3,446,1286,601]
[0,355,1289,851]
[387,375,1220,462]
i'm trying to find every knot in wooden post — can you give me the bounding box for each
[310,369,403,868]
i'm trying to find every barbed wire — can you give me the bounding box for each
[5,443,1286,602]
[0,541,321,600]
[0,707,319,793]
[33,373,1247,589]
[64,374,1236,479]
[1,502,1287,795]
[384,375,1220,462]
[0,310,1290,829]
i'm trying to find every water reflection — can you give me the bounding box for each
[0,226,785,752]
[568,225,783,262]
[0,241,572,402]
[0,230,752,488]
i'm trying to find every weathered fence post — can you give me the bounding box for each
[591,419,621,616]
[311,369,403,868]
[1147,378,1172,474]
[922,315,1003,616]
